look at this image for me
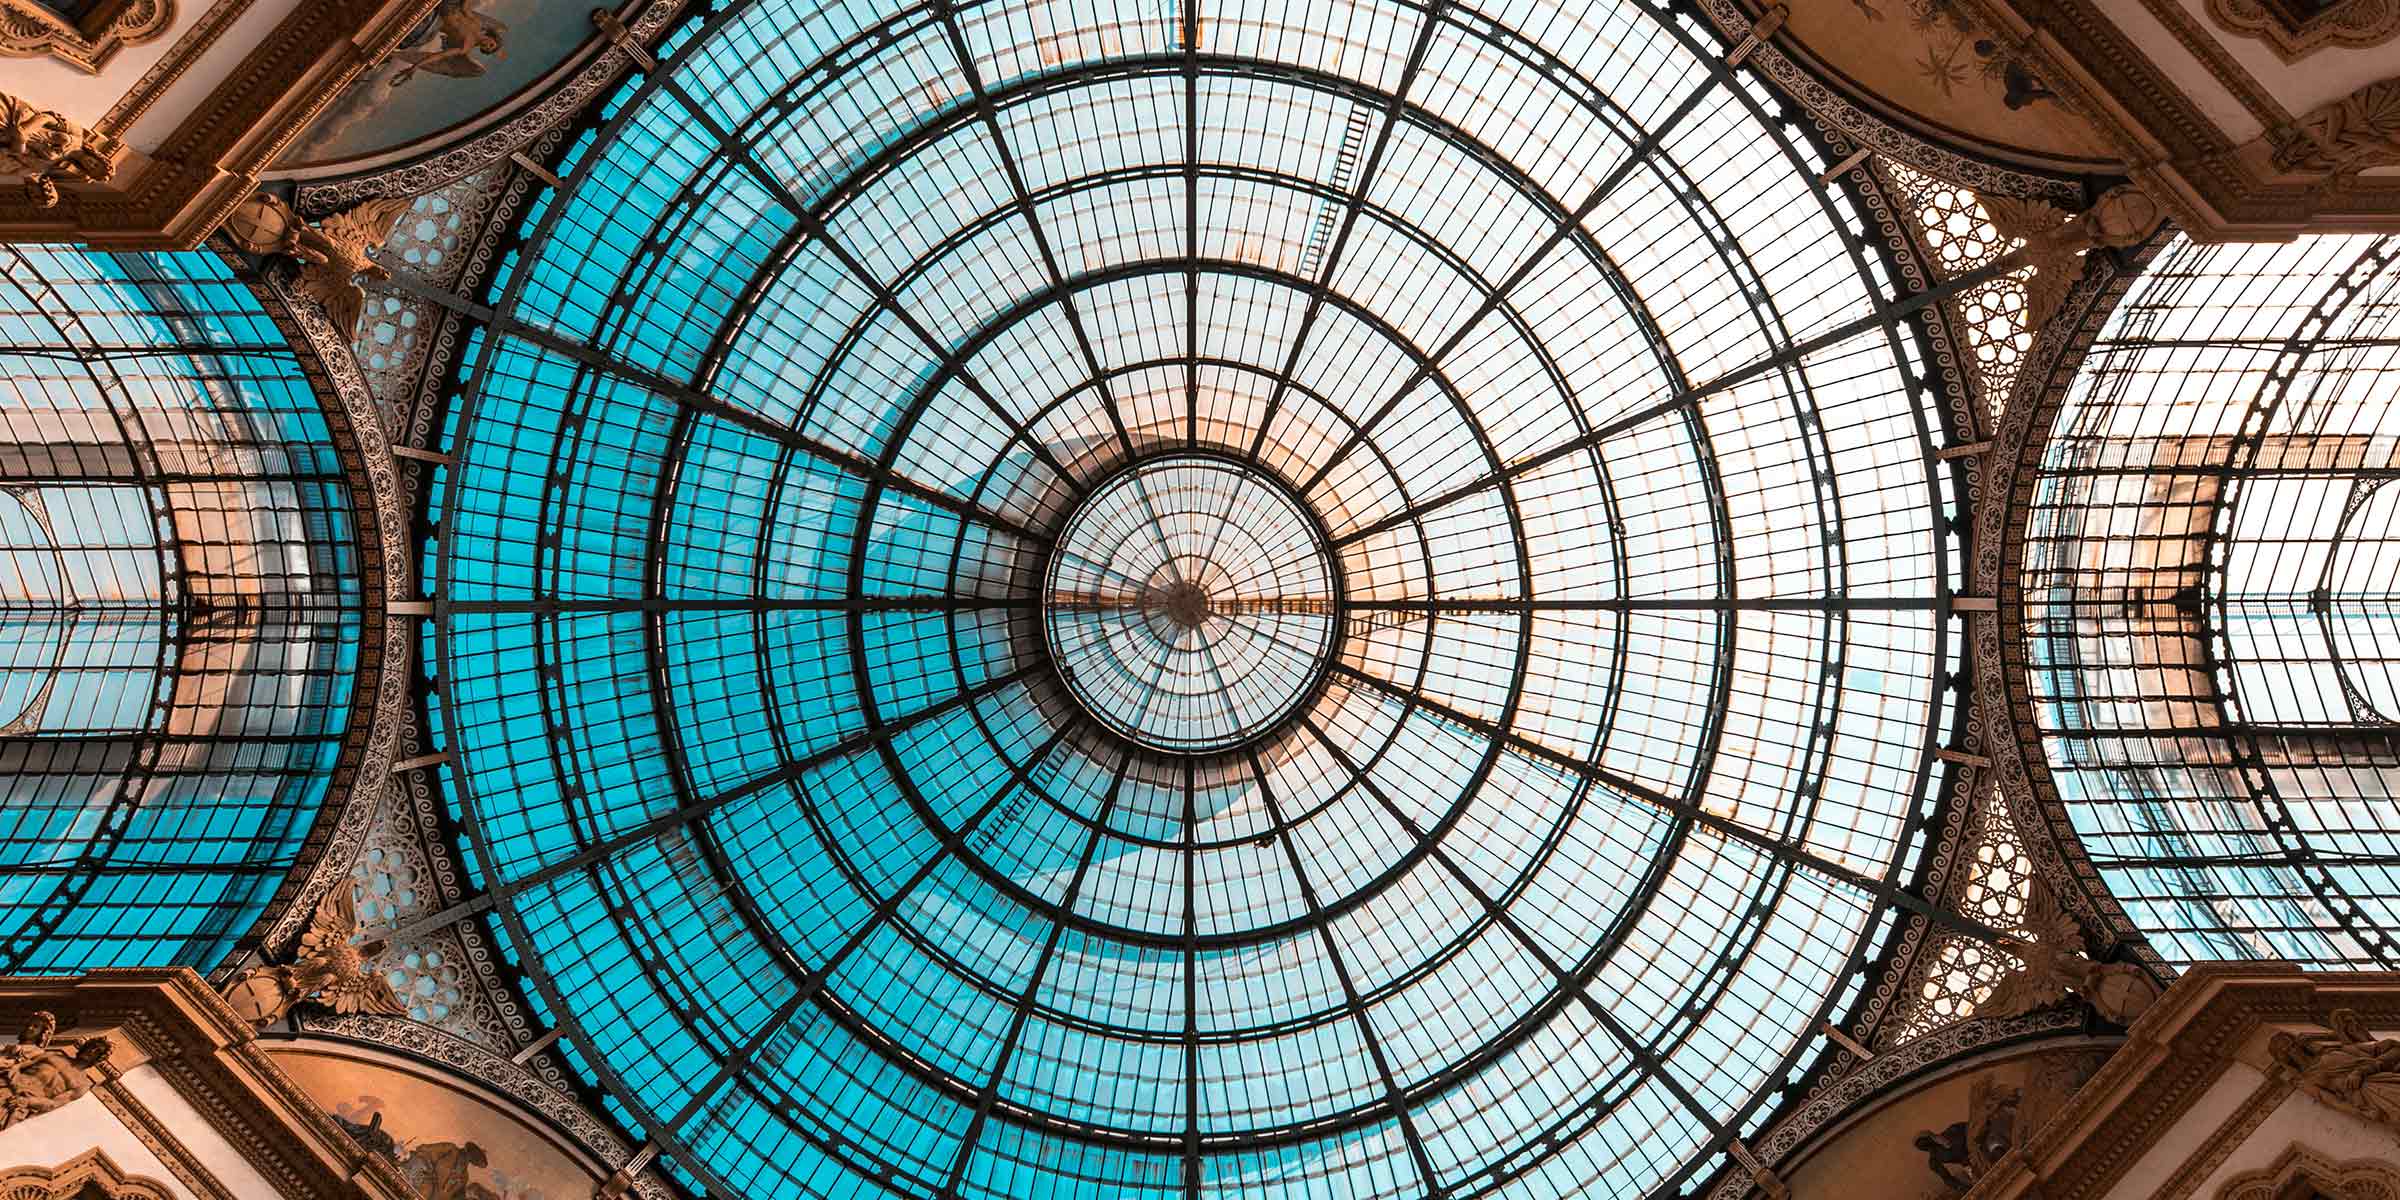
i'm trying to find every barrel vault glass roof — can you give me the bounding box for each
[2025,232,2400,970]
[424,0,1974,1195]
[0,246,362,973]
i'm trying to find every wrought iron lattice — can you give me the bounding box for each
[1883,788,2034,1043]
[2023,233,2400,971]
[1882,160,2030,416]
[421,0,1983,1196]
[0,246,364,973]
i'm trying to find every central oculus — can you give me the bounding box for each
[1042,453,1341,754]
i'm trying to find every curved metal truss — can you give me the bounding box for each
[2021,232,2400,971]
[421,0,1987,1195]
[0,246,366,973]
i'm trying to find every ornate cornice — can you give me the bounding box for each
[2207,0,2400,62]
[0,1148,175,1200]
[0,0,437,247]
[0,970,412,1199]
[0,0,172,73]
[1968,964,2400,1200]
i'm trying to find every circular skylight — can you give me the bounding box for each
[427,1,1971,1196]
[1044,453,1339,753]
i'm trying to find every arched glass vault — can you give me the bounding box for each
[2023,232,2400,970]
[425,0,1977,1195]
[0,246,365,973]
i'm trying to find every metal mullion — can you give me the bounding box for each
[1243,0,1453,465]
[652,721,1075,1142]
[647,70,1083,490]
[1326,661,2006,941]
[1249,754,1449,1198]
[939,768,1127,1197]
[1179,758,1200,1200]
[1338,597,1939,612]
[378,272,1048,547]
[1290,76,1719,496]
[439,597,1034,614]
[392,661,1041,942]
[1291,711,1731,1140]
[932,0,1142,461]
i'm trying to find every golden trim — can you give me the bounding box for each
[0,1148,175,1200]
[0,0,172,74]
[100,0,252,136]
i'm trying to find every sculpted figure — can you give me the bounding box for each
[221,883,406,1027]
[1975,185,2163,329]
[1978,878,2163,1026]
[2271,1008,2400,1130]
[0,91,123,209]
[219,191,415,336]
[0,1011,110,1129]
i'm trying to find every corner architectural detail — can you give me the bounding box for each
[0,0,172,73]
[1974,186,2162,329]
[220,192,415,337]
[0,1149,174,1200]
[2270,1009,2400,1132]
[2207,0,2400,61]
[2217,1143,2400,1199]
[0,90,123,209]
[2269,79,2400,174]
[1978,879,2164,1025]
[0,1011,110,1130]
[221,882,406,1027]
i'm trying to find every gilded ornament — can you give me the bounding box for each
[1974,185,2163,330]
[1977,877,2163,1025]
[0,0,173,73]
[0,1011,110,1130]
[220,191,417,337]
[221,882,407,1027]
[2270,1009,2400,1132]
[0,91,123,209]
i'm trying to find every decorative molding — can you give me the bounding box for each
[0,0,172,73]
[2207,0,2400,62]
[0,970,413,1199]
[2267,78,2400,174]
[1702,1009,2090,1200]
[89,1077,240,1200]
[0,1149,175,1200]
[2148,1074,2299,1200]
[1691,0,2083,203]
[0,0,441,247]
[2215,1145,2400,1200]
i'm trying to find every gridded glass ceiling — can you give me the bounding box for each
[2024,233,2400,969]
[0,246,362,972]
[425,0,1971,1194]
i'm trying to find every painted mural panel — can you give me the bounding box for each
[266,1040,601,1200]
[279,0,619,170]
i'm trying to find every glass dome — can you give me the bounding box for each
[426,0,1971,1195]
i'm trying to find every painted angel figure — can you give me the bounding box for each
[391,0,510,87]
